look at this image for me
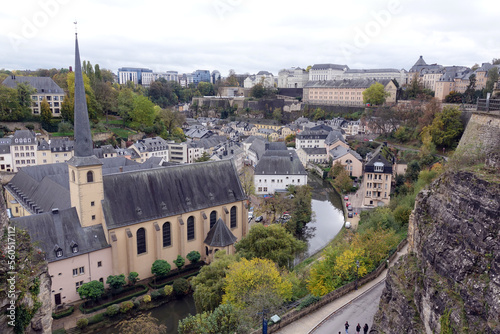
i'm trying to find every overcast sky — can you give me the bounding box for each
[1,0,499,77]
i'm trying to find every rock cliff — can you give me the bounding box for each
[371,112,500,334]
[0,196,52,334]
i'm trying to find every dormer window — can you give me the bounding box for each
[374,162,384,172]
[54,245,63,258]
[70,241,78,253]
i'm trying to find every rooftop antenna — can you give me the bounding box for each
[74,20,77,36]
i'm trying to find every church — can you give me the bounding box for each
[6,35,248,309]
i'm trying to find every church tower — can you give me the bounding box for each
[67,33,104,228]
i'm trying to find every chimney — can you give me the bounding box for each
[52,208,59,214]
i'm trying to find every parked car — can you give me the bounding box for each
[345,221,352,229]
[344,195,349,201]
[255,216,263,222]
[348,212,353,218]
[348,205,353,211]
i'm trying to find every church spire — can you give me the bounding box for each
[73,34,93,157]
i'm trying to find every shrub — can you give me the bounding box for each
[143,294,151,303]
[128,272,139,285]
[133,298,141,308]
[52,306,74,319]
[58,121,73,133]
[151,259,171,278]
[297,295,321,310]
[150,290,161,300]
[25,124,35,130]
[76,318,89,329]
[120,301,134,313]
[88,313,104,325]
[164,285,173,296]
[186,251,201,264]
[157,288,166,297]
[173,278,190,296]
[173,255,185,269]
[105,304,120,317]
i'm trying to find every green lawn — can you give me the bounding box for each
[110,127,136,139]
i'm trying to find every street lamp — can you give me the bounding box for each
[355,260,360,290]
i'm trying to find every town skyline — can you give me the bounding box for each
[1,0,499,75]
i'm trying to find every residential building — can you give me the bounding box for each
[7,35,248,310]
[37,138,74,165]
[0,138,13,172]
[328,146,363,178]
[296,147,328,167]
[243,71,275,88]
[308,64,349,81]
[2,76,65,117]
[278,67,309,88]
[342,68,407,86]
[295,129,330,150]
[362,153,393,206]
[10,130,37,172]
[303,78,397,106]
[130,137,169,163]
[254,150,307,195]
[324,129,349,153]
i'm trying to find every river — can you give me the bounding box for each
[95,173,343,334]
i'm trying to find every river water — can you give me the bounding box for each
[94,173,343,334]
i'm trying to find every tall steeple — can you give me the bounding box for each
[73,33,93,157]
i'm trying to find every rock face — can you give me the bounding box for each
[0,196,52,334]
[371,170,500,334]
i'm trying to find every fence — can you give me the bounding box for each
[250,239,408,334]
[477,99,500,112]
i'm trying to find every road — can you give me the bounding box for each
[311,280,386,334]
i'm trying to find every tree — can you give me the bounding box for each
[173,255,185,270]
[195,151,211,162]
[222,258,293,318]
[363,82,390,105]
[286,185,313,236]
[130,95,156,129]
[197,82,215,96]
[16,82,35,118]
[333,168,353,194]
[422,106,464,149]
[66,71,99,122]
[260,193,292,224]
[235,224,306,269]
[239,165,255,196]
[186,251,201,264]
[178,304,241,334]
[118,313,166,334]
[272,107,283,123]
[77,280,105,303]
[444,91,463,103]
[151,260,171,280]
[405,160,421,182]
[106,274,126,293]
[118,88,135,123]
[173,278,190,296]
[485,67,499,94]
[250,83,266,98]
[128,272,139,286]
[463,74,476,103]
[40,98,52,129]
[191,253,237,312]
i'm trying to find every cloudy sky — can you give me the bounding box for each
[1,0,498,77]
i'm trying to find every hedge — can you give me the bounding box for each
[148,271,199,289]
[79,284,148,314]
[52,306,74,319]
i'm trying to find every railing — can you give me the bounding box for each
[477,98,500,112]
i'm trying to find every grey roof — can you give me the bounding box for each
[365,153,393,174]
[409,56,442,73]
[187,135,227,150]
[73,35,94,158]
[11,207,109,262]
[254,150,307,176]
[101,160,246,229]
[302,147,327,155]
[296,129,330,140]
[0,138,11,154]
[304,78,392,89]
[185,128,211,139]
[248,138,267,160]
[204,217,237,247]
[325,130,346,145]
[328,146,362,161]
[266,142,287,150]
[12,130,36,142]
[311,64,349,71]
[134,137,168,153]
[310,124,333,132]
[38,138,74,152]
[2,76,64,94]
[344,68,402,74]
[256,70,273,76]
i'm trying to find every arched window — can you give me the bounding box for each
[210,210,217,229]
[137,228,146,254]
[187,216,195,241]
[162,222,171,247]
[230,206,237,228]
[71,171,75,182]
[87,171,94,183]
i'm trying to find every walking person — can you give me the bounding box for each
[345,321,350,334]
[363,323,369,334]
[356,323,361,334]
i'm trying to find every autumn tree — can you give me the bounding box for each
[40,98,52,129]
[421,106,464,149]
[239,165,255,196]
[191,253,237,312]
[260,193,292,224]
[363,82,390,105]
[66,71,99,122]
[178,304,241,334]
[333,168,353,194]
[118,313,166,334]
[235,224,306,269]
[286,185,313,236]
[222,258,293,319]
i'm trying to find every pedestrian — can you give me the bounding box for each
[345,321,350,334]
[363,323,369,334]
[356,323,361,334]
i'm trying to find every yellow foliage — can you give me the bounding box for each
[143,294,151,303]
[222,258,292,309]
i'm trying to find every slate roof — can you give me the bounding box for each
[38,138,74,152]
[266,142,287,150]
[364,153,393,174]
[133,137,168,153]
[248,138,267,160]
[311,64,349,71]
[11,207,109,262]
[328,146,362,161]
[204,217,237,247]
[344,68,402,74]
[302,147,327,155]
[325,130,346,145]
[101,160,246,229]
[304,78,392,89]
[296,129,330,140]
[409,56,442,73]
[0,138,11,154]
[2,76,64,94]
[254,150,307,176]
